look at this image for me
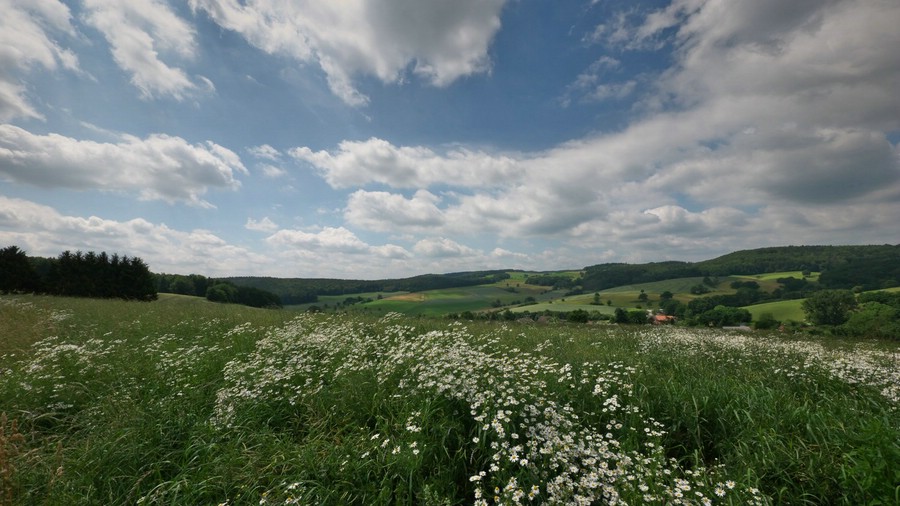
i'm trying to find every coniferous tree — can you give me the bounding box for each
[0,246,41,293]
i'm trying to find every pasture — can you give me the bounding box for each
[737,271,821,282]
[280,271,823,318]
[1,295,897,505]
[743,299,807,324]
[359,284,554,316]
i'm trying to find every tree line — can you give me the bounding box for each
[801,289,900,340]
[155,273,281,308]
[0,246,156,300]
[220,270,512,305]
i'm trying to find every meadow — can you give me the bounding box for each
[1,295,898,505]
[743,300,806,324]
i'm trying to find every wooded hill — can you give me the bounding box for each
[222,271,512,305]
[581,244,900,292]
[219,245,899,304]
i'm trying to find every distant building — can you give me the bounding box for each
[653,314,676,325]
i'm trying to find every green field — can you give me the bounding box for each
[357,284,551,316]
[274,272,896,329]
[509,302,617,315]
[1,295,898,505]
[744,299,807,323]
[736,271,821,282]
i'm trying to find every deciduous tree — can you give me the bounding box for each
[802,289,857,326]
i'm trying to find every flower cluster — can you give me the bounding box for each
[213,314,762,504]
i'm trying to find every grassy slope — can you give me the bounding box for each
[277,270,884,321]
[736,270,821,282]
[744,299,807,323]
[362,283,550,316]
[1,295,897,505]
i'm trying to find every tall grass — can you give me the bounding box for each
[0,295,897,504]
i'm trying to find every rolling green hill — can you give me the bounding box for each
[581,244,899,292]
[204,245,900,319]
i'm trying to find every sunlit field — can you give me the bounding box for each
[1,295,897,505]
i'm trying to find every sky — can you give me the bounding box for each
[1,0,898,279]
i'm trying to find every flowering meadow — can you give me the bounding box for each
[1,295,898,505]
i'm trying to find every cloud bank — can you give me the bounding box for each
[0,125,246,207]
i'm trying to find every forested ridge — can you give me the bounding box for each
[581,244,900,291]
[222,270,512,304]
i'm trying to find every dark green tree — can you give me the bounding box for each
[694,306,752,327]
[690,284,710,295]
[627,309,649,324]
[753,312,780,330]
[802,289,857,326]
[0,246,41,293]
[207,283,238,303]
[659,299,685,318]
[568,309,589,323]
[837,302,900,340]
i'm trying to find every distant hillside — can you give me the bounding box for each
[581,245,900,292]
[211,245,899,303]
[580,261,702,291]
[223,271,512,305]
[695,244,900,277]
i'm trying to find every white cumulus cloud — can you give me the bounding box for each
[0,0,80,120]
[0,196,266,275]
[0,125,247,207]
[291,137,520,189]
[83,0,209,100]
[345,190,444,231]
[245,217,278,232]
[189,0,508,105]
[413,237,477,258]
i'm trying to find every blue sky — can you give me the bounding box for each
[1,0,898,279]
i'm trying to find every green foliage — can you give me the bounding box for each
[567,308,589,323]
[223,271,512,304]
[857,290,900,307]
[659,299,685,318]
[690,283,710,295]
[40,249,158,300]
[523,274,578,289]
[580,245,899,296]
[0,246,41,294]
[817,246,900,290]
[696,244,900,276]
[752,312,780,330]
[206,282,237,303]
[156,273,211,297]
[206,281,281,308]
[802,289,858,326]
[690,305,752,327]
[730,280,759,290]
[614,307,648,324]
[581,261,702,291]
[838,302,900,340]
[775,276,809,293]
